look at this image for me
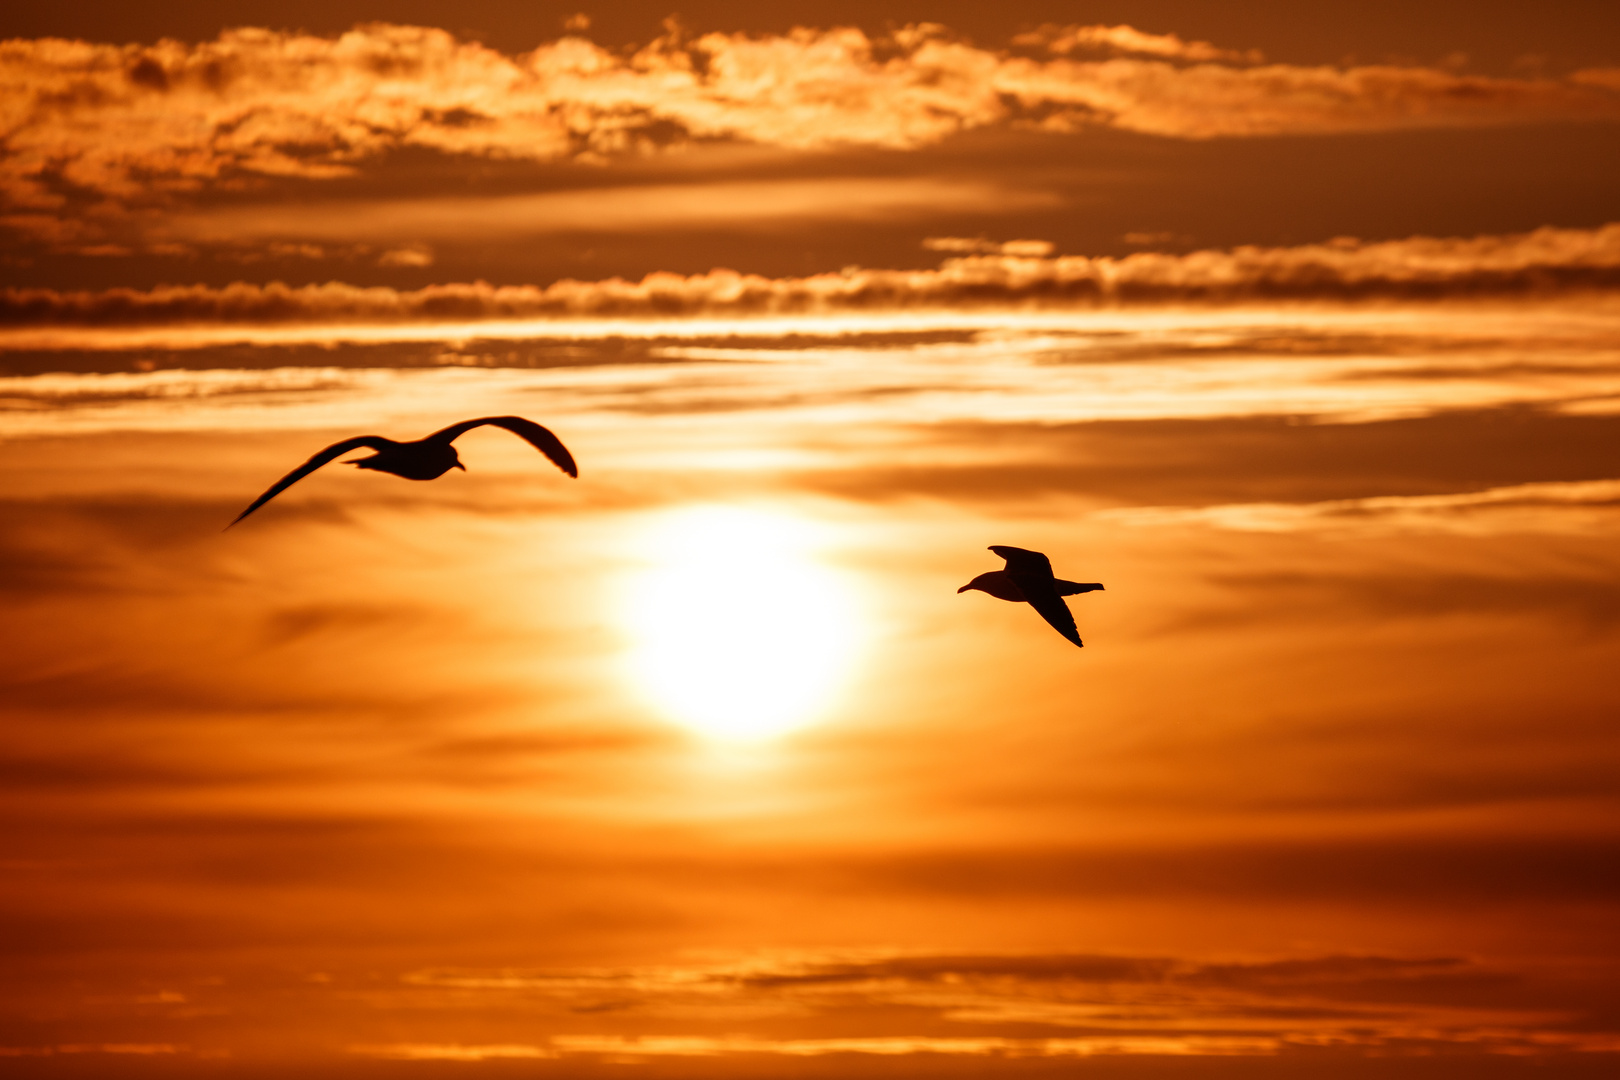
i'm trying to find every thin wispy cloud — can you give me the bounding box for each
[4,22,1619,245]
[331,949,1616,1063]
[156,177,1056,248]
[7,302,1618,503]
[925,237,1057,257]
[1100,479,1620,536]
[1010,24,1264,65]
[0,1044,184,1058]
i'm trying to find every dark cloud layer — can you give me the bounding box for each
[835,837,1620,904]
[805,407,1620,507]
[4,19,1615,231]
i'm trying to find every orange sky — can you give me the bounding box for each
[2,5,1619,1079]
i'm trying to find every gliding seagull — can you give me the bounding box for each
[228,415,577,527]
[958,545,1103,648]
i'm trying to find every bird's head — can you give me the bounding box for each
[448,446,466,471]
[958,573,995,594]
[957,570,1024,602]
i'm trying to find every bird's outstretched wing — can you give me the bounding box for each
[427,416,578,478]
[227,435,391,528]
[1055,580,1105,596]
[1020,582,1084,647]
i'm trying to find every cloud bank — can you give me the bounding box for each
[5,224,1619,327]
[337,950,1615,1062]
[3,21,1618,232]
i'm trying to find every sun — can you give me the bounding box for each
[620,506,863,741]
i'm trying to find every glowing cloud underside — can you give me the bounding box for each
[621,507,862,741]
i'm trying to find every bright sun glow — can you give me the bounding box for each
[622,506,863,741]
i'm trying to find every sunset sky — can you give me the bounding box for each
[2,3,1619,1078]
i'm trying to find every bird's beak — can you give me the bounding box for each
[956,583,972,593]
[454,461,466,470]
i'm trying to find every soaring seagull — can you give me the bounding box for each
[228,415,577,527]
[958,545,1103,648]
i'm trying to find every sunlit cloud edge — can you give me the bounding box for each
[5,224,1619,352]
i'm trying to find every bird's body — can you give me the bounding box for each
[346,437,466,481]
[958,545,1102,648]
[958,570,1103,604]
[229,415,577,527]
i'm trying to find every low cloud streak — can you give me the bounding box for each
[6,224,1620,330]
[159,177,1056,247]
[340,948,1615,1064]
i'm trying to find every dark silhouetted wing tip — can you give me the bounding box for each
[223,434,387,529]
[432,416,578,477]
[1053,625,1085,648]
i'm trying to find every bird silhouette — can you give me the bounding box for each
[958,545,1102,648]
[228,415,577,527]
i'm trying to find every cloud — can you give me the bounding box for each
[729,952,1171,989]
[350,1043,554,1061]
[1010,23,1264,65]
[0,366,364,401]
[1211,568,1620,636]
[1102,478,1620,536]
[353,1035,1291,1060]
[0,1044,184,1057]
[3,22,1618,243]
[374,245,433,268]
[366,949,1616,1062]
[157,178,1056,248]
[5,224,1620,329]
[396,949,1547,1011]
[924,237,1056,257]
[991,56,1620,140]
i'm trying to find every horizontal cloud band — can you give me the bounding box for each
[4,225,1619,326]
[3,21,1619,222]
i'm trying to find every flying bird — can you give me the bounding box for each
[958,545,1103,648]
[228,415,577,527]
